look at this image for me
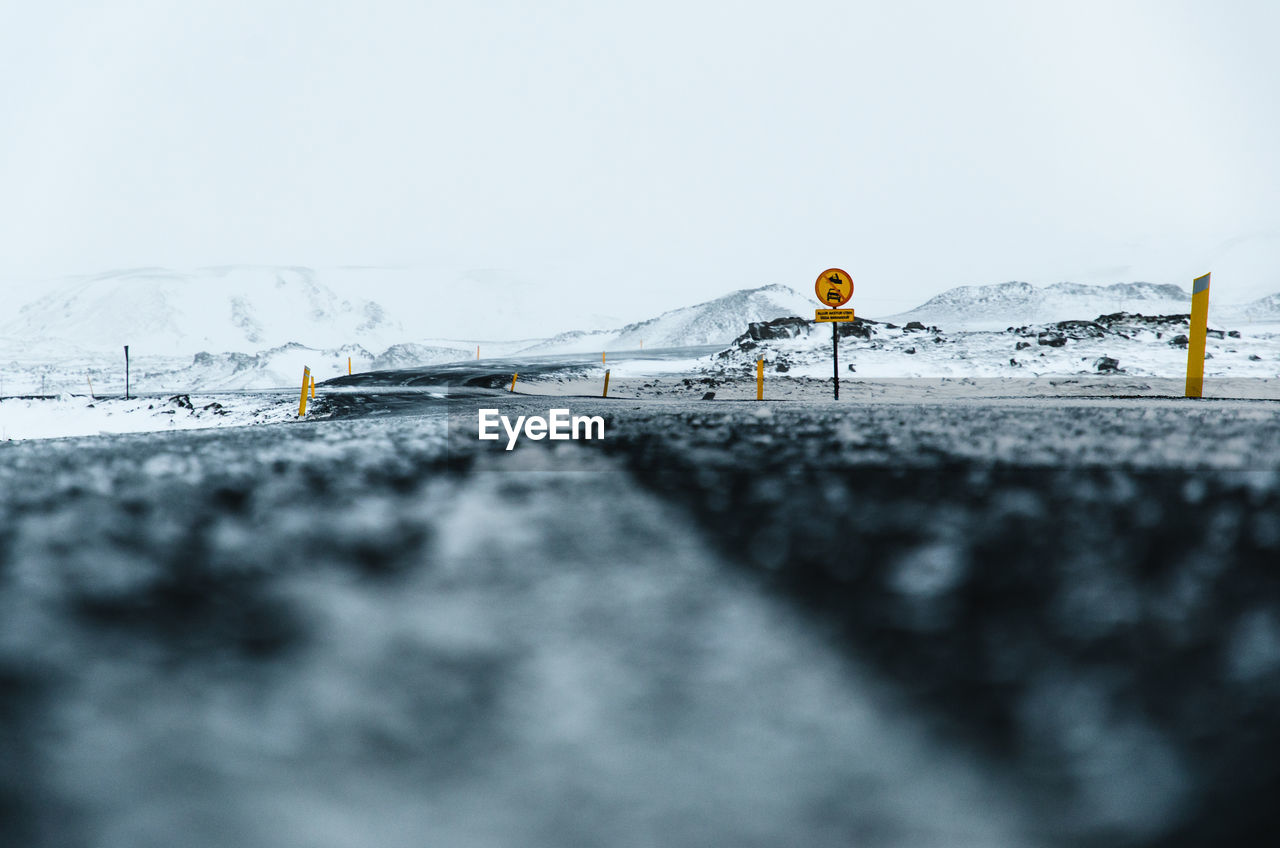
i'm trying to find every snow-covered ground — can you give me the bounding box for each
[709,312,1280,382]
[0,392,297,441]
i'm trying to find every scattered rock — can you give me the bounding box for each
[1038,333,1067,347]
[1207,329,1225,340]
[700,391,716,400]
[904,321,926,331]
[1228,330,1242,338]
[1169,334,1190,348]
[1059,320,1103,335]
[1015,341,1032,350]
[904,347,916,355]
[1250,354,1263,361]
[837,318,875,340]
[742,316,810,342]
[1093,356,1122,373]
[168,394,194,410]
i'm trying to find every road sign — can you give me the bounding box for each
[815,268,853,308]
[815,309,855,322]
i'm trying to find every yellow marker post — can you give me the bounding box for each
[309,373,316,400]
[602,369,610,397]
[348,356,352,375]
[298,366,311,417]
[1186,272,1211,398]
[87,375,95,399]
[602,351,606,364]
[510,373,518,392]
[756,359,764,400]
[476,345,480,360]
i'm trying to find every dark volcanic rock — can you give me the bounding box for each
[904,321,926,331]
[1052,319,1109,339]
[743,316,810,342]
[1037,333,1067,347]
[837,318,877,340]
[1092,356,1122,373]
[1169,335,1190,348]
[700,391,716,400]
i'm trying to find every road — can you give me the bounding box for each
[2,363,1280,847]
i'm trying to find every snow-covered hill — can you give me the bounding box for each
[514,284,814,354]
[886,280,1280,331]
[0,266,404,355]
[886,282,1193,330]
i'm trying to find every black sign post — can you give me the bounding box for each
[124,345,130,400]
[813,269,854,402]
[832,323,839,400]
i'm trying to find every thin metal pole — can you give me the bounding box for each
[832,323,839,400]
[124,345,130,400]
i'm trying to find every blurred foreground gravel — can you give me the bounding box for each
[3,391,1280,847]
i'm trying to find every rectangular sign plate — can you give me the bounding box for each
[814,309,855,323]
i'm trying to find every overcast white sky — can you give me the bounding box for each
[2,0,1279,328]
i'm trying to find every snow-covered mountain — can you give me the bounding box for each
[0,266,404,355]
[514,284,815,354]
[1223,292,1280,324]
[886,282,1193,330]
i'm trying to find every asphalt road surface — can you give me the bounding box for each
[3,373,1280,847]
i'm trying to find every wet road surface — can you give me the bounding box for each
[3,369,1280,847]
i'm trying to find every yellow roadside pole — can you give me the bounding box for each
[602,351,606,364]
[86,375,95,399]
[309,373,316,399]
[756,359,764,400]
[476,345,480,360]
[348,356,352,375]
[602,369,611,397]
[1186,272,1211,398]
[298,366,311,417]
[510,373,518,392]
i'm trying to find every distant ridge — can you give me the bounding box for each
[1,265,404,355]
[888,280,1280,329]
[888,281,1194,329]
[514,284,814,354]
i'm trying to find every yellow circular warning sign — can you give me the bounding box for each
[815,268,853,308]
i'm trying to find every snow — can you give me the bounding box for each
[0,392,297,441]
[883,280,1280,331]
[708,313,1280,387]
[514,284,815,354]
[1,266,405,356]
